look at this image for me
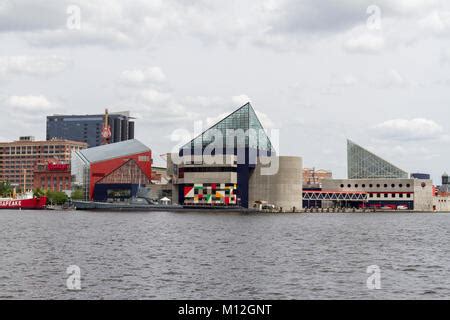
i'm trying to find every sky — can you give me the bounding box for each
[1,0,450,181]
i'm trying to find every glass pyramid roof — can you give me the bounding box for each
[347,139,408,179]
[181,102,273,153]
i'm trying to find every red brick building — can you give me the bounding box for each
[33,161,72,192]
[303,168,333,186]
[0,136,87,191]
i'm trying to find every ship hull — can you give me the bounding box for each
[0,197,47,210]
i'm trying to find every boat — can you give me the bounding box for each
[0,191,47,210]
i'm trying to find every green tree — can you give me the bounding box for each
[71,188,84,200]
[0,181,12,197]
[46,190,69,205]
[33,188,45,198]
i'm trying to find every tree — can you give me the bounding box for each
[71,188,84,200]
[33,188,45,198]
[0,181,12,197]
[46,190,69,205]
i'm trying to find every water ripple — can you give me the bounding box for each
[1,210,450,299]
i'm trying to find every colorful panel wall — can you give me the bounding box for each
[183,183,237,205]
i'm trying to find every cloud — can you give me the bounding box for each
[372,118,444,141]
[263,0,368,35]
[6,95,53,110]
[375,69,408,88]
[0,94,60,140]
[114,67,199,127]
[419,10,450,35]
[0,0,66,32]
[1,0,449,52]
[0,55,71,78]
[343,31,385,54]
[120,67,166,86]
[0,1,257,48]
[115,66,273,133]
[231,94,251,106]
[440,48,450,64]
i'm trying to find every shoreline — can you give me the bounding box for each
[48,201,447,213]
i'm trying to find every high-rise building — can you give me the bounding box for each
[347,139,408,179]
[0,136,87,190]
[46,111,135,148]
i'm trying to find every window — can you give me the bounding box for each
[407,194,411,198]
[391,184,395,188]
[376,184,380,188]
[384,194,388,198]
[355,184,359,188]
[399,194,403,198]
[340,184,344,188]
[347,184,351,188]
[369,184,373,188]
[406,184,411,188]
[138,156,150,162]
[399,184,403,188]
[392,193,396,198]
[377,193,381,198]
[362,184,366,188]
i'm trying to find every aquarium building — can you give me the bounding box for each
[347,139,408,179]
[168,102,303,211]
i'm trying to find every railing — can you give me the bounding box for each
[303,191,368,202]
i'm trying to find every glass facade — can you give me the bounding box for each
[47,113,135,148]
[181,102,273,154]
[347,140,408,179]
[178,102,274,208]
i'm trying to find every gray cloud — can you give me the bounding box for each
[1,1,450,180]
[0,55,71,78]
[0,0,448,53]
[372,118,445,141]
[0,0,67,32]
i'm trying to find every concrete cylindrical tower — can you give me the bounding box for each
[248,156,303,211]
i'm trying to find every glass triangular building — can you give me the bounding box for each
[178,102,274,209]
[347,139,408,179]
[181,102,273,155]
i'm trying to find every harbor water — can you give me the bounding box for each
[1,210,450,299]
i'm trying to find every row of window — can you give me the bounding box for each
[0,146,77,153]
[340,183,412,189]
[369,193,412,199]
